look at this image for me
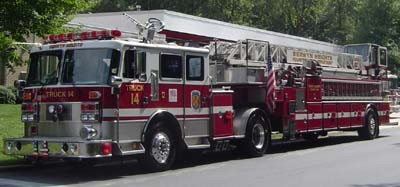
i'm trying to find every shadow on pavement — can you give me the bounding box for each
[352,183,400,187]
[0,135,389,186]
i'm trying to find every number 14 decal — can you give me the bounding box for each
[131,93,140,105]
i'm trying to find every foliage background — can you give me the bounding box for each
[90,0,400,75]
[1,0,400,75]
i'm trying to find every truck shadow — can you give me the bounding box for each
[0,135,388,186]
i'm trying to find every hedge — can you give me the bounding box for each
[0,86,16,104]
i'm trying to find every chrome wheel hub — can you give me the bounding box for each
[252,123,265,150]
[368,116,376,135]
[151,132,171,164]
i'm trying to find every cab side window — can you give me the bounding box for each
[186,55,204,81]
[123,50,146,79]
[160,54,182,79]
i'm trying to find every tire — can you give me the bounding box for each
[241,112,271,157]
[141,122,176,172]
[358,109,379,140]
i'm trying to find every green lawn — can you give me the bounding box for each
[0,104,24,165]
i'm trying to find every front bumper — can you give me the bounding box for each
[4,137,113,158]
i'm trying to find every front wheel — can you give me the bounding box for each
[141,123,176,172]
[241,113,271,157]
[358,109,379,140]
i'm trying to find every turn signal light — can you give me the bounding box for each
[101,142,112,155]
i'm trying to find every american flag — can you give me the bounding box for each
[266,47,275,113]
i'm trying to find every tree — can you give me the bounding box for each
[318,0,358,44]
[0,0,93,72]
[251,0,326,39]
[353,0,400,74]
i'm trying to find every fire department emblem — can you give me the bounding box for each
[191,90,201,110]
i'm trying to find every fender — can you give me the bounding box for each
[233,108,268,137]
[141,110,183,142]
[364,103,379,124]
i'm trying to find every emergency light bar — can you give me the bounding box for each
[44,30,122,43]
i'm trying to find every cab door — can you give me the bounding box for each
[183,53,211,139]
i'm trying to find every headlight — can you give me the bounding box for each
[70,144,78,153]
[80,102,100,123]
[81,114,88,121]
[48,105,55,114]
[6,142,13,151]
[21,114,36,122]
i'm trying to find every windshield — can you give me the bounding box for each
[27,50,62,86]
[389,77,398,89]
[62,48,120,85]
[345,45,369,62]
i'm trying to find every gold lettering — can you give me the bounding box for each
[131,93,140,105]
[126,84,144,92]
[45,91,75,98]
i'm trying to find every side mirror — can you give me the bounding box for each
[14,80,26,89]
[110,76,122,86]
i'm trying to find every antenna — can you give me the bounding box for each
[123,13,165,42]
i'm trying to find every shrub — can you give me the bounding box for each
[0,86,16,104]
[7,86,22,104]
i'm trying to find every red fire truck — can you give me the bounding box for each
[5,14,390,171]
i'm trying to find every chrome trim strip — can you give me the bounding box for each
[213,135,243,140]
[120,150,145,155]
[184,118,210,121]
[323,127,338,130]
[185,135,209,138]
[187,145,211,149]
[338,126,353,129]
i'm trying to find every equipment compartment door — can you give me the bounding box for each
[351,104,364,127]
[211,91,234,137]
[323,104,337,130]
[377,103,390,124]
[307,103,323,130]
[337,104,351,128]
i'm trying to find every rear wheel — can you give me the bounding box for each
[241,113,271,157]
[141,122,176,171]
[358,109,379,140]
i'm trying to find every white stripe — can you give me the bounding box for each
[308,113,323,120]
[212,106,233,113]
[296,112,362,121]
[337,112,351,118]
[378,111,389,116]
[351,111,365,117]
[295,114,307,120]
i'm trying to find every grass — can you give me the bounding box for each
[0,104,24,166]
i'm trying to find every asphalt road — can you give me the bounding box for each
[1,126,400,187]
